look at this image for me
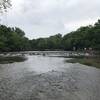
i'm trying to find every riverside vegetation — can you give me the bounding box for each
[0,19,100,52]
[0,55,27,64]
[66,57,100,68]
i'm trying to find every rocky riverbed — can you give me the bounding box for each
[0,55,100,100]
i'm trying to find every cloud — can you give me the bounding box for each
[1,0,100,39]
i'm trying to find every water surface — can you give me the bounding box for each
[0,54,100,100]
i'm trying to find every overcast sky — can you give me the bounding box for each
[1,0,100,39]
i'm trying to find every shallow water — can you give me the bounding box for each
[0,54,100,100]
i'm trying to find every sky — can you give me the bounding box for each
[0,0,100,39]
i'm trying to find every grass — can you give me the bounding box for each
[66,57,100,68]
[0,56,27,64]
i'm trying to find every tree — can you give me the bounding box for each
[14,27,25,37]
[0,19,100,52]
[0,0,11,13]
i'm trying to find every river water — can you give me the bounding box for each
[0,54,100,100]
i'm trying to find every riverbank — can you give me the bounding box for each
[66,57,100,68]
[0,56,27,64]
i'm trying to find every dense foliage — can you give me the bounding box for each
[0,25,30,51]
[0,19,100,52]
[30,19,100,51]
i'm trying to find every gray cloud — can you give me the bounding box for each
[1,0,100,39]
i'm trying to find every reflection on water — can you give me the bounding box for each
[25,55,71,73]
[0,55,71,79]
[0,55,69,78]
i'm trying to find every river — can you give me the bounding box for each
[0,53,100,100]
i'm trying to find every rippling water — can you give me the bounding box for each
[0,54,100,100]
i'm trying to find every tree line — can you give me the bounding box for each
[0,19,100,52]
